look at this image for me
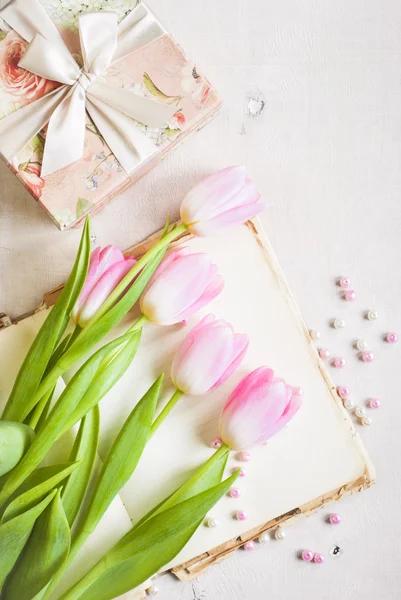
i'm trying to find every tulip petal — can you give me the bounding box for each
[172,326,234,395]
[77,258,136,326]
[261,393,302,442]
[180,166,248,223]
[189,199,264,237]
[220,368,290,450]
[141,254,222,326]
[175,274,224,324]
[211,333,249,390]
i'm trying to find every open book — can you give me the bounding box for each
[0,220,374,597]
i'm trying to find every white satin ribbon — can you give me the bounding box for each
[0,0,177,176]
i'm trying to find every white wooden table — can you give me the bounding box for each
[1,1,401,598]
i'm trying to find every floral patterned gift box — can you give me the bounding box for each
[0,1,221,230]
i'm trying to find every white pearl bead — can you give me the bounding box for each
[147,584,159,596]
[310,329,320,340]
[367,310,378,321]
[362,416,372,426]
[259,531,270,544]
[355,407,366,418]
[344,398,355,411]
[356,339,368,351]
[275,527,285,540]
[207,516,218,528]
[334,318,345,329]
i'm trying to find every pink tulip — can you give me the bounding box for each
[180,165,264,236]
[72,246,136,327]
[140,248,224,326]
[219,367,302,450]
[171,314,249,395]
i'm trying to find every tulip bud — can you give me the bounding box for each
[72,246,136,327]
[171,314,249,395]
[140,248,224,326]
[180,165,264,236]
[220,367,302,450]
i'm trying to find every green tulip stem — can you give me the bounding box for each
[83,223,188,331]
[150,388,184,437]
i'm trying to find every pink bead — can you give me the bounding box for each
[339,276,351,288]
[233,467,246,477]
[301,550,314,562]
[337,386,350,399]
[329,513,341,525]
[362,351,374,363]
[314,553,325,564]
[369,398,381,409]
[211,437,222,449]
[236,510,248,521]
[292,386,304,396]
[243,541,256,551]
[229,486,241,499]
[333,357,346,368]
[319,348,330,360]
[180,319,188,326]
[237,451,251,462]
[386,332,398,344]
[344,289,356,301]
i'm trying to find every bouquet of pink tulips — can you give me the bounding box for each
[0,167,301,600]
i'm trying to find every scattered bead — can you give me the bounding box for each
[368,398,381,409]
[258,531,270,544]
[229,486,241,499]
[367,310,378,321]
[344,398,356,411]
[243,540,256,551]
[334,318,345,329]
[211,437,223,449]
[339,276,351,288]
[309,329,320,340]
[355,406,366,419]
[236,510,248,521]
[356,339,368,351]
[333,357,346,368]
[275,527,286,540]
[314,553,325,564]
[344,289,356,301]
[362,416,372,426]
[386,332,398,344]
[337,386,350,399]
[292,386,304,396]
[301,550,314,562]
[233,467,246,477]
[319,348,330,360]
[179,319,188,326]
[146,584,159,596]
[207,516,218,528]
[329,513,341,525]
[237,451,251,462]
[361,351,374,363]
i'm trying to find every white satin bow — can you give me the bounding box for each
[0,0,177,176]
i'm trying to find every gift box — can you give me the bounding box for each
[0,0,221,230]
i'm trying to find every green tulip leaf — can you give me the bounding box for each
[63,472,238,600]
[61,406,100,527]
[2,461,81,523]
[0,331,141,509]
[2,219,91,423]
[3,489,70,600]
[132,445,229,533]
[0,489,57,587]
[0,422,34,477]
[79,375,163,538]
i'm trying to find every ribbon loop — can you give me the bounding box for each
[0,1,178,176]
